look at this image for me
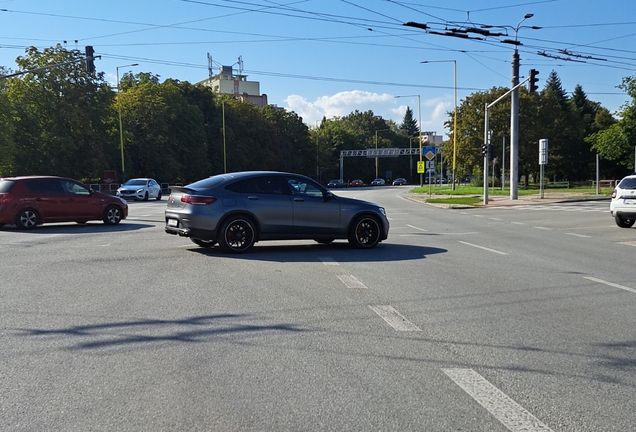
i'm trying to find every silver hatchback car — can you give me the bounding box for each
[164,171,389,253]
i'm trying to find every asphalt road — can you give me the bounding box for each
[1,188,634,431]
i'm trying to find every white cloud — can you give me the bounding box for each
[284,90,451,138]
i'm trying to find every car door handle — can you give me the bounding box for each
[247,196,260,200]
[293,198,305,202]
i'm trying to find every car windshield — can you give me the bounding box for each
[124,179,147,186]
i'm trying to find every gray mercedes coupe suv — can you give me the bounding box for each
[165,171,389,253]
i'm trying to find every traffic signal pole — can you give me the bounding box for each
[511,50,520,200]
[483,75,531,204]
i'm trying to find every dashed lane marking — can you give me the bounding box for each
[337,274,368,289]
[565,233,591,238]
[369,305,421,331]
[459,241,508,255]
[442,368,553,432]
[319,257,339,265]
[583,276,636,294]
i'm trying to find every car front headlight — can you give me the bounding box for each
[378,207,386,217]
[136,188,144,193]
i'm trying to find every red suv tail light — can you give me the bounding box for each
[181,194,217,205]
[0,193,13,205]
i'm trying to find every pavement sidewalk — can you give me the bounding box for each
[406,191,610,208]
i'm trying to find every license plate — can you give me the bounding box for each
[167,219,178,227]
[624,199,636,204]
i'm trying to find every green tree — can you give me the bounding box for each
[399,106,419,138]
[6,45,114,180]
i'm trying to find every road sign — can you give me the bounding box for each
[426,161,435,169]
[422,146,436,160]
[417,161,425,174]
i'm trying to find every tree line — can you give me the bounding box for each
[1,44,634,187]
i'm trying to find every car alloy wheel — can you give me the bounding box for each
[348,216,381,249]
[103,205,123,225]
[218,217,256,253]
[15,209,38,229]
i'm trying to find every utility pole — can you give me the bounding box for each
[511,49,520,199]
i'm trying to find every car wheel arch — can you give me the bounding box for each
[217,211,261,241]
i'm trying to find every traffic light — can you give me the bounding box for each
[528,69,539,93]
[85,46,95,74]
[481,144,489,157]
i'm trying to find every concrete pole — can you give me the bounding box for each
[510,49,520,199]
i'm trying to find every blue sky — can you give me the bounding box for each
[1,0,635,138]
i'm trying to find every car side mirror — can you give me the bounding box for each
[324,190,334,200]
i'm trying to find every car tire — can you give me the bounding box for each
[191,238,216,248]
[156,191,162,201]
[615,216,635,228]
[143,191,149,201]
[218,216,256,253]
[103,205,123,225]
[0,223,5,228]
[348,215,381,249]
[15,208,39,229]
[314,239,334,244]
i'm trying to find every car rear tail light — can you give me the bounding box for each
[611,189,617,199]
[181,194,217,205]
[0,193,13,205]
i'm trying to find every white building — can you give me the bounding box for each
[197,65,268,107]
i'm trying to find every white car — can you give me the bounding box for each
[371,178,385,186]
[116,178,162,201]
[610,174,636,228]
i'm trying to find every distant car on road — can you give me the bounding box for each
[164,171,389,253]
[371,178,385,186]
[349,179,364,187]
[117,178,162,201]
[327,179,345,188]
[610,174,636,228]
[0,176,128,229]
[392,178,407,186]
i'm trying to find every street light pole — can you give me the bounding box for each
[421,60,457,189]
[116,63,138,184]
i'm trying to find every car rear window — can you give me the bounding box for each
[187,176,226,190]
[619,178,636,189]
[0,180,15,193]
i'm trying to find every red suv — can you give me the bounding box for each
[0,176,128,229]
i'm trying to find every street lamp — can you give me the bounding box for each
[421,60,457,189]
[374,128,390,179]
[116,63,138,184]
[394,95,422,185]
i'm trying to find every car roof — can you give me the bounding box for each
[1,175,69,181]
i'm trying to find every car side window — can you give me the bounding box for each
[60,180,90,195]
[287,178,323,198]
[24,179,64,194]
[227,176,288,195]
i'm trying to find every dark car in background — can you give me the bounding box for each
[392,178,407,186]
[327,179,345,188]
[0,176,128,229]
[165,171,389,253]
[349,179,364,187]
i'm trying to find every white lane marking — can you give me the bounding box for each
[442,369,553,432]
[369,305,421,331]
[565,233,590,238]
[459,241,509,255]
[406,224,427,232]
[619,241,636,247]
[319,257,339,266]
[337,275,368,289]
[400,232,478,237]
[473,215,485,218]
[512,222,525,225]
[583,276,636,294]
[489,217,503,221]
[534,226,552,230]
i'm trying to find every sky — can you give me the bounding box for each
[1,0,635,139]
